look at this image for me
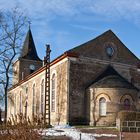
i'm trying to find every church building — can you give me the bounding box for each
[7,29,140,126]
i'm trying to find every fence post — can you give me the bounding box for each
[119,131,122,140]
[116,118,122,140]
[120,119,122,140]
[116,118,121,131]
[80,133,81,140]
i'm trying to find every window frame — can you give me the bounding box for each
[124,98,131,110]
[99,97,107,116]
[19,91,22,113]
[32,83,36,117]
[25,87,28,118]
[40,79,45,115]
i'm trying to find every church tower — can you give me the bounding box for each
[12,28,42,85]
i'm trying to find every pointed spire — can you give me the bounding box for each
[28,20,31,30]
[20,28,41,61]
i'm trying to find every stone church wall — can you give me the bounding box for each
[69,58,106,124]
[50,58,68,125]
[8,70,46,123]
[87,88,139,126]
[69,56,140,125]
[8,58,69,125]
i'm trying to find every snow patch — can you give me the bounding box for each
[40,125,117,140]
[92,133,117,137]
[53,124,73,129]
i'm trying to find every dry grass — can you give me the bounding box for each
[0,114,49,140]
[0,125,42,140]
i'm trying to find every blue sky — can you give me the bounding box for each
[0,0,140,60]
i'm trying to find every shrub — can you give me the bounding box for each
[70,117,87,125]
[117,111,140,121]
[0,124,42,140]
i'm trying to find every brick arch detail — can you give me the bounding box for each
[95,93,111,102]
[120,94,134,104]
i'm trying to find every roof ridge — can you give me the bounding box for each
[87,65,139,90]
[67,29,114,53]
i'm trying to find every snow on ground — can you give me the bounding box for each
[41,125,95,140]
[40,125,118,140]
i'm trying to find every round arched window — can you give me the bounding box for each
[124,99,130,110]
[41,79,44,115]
[104,42,115,57]
[106,47,114,57]
[99,97,106,116]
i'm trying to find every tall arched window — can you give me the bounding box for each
[25,87,28,118]
[19,91,22,113]
[124,99,130,110]
[32,84,36,117]
[14,93,16,115]
[51,74,56,112]
[99,97,106,116]
[41,79,44,115]
[9,98,12,116]
[120,94,133,110]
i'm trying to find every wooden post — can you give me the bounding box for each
[80,133,81,140]
[119,119,122,140]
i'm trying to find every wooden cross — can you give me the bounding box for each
[28,20,31,29]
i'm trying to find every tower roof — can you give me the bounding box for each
[20,29,41,61]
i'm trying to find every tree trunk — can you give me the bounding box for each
[4,88,7,124]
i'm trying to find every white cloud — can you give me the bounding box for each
[89,0,140,23]
[1,0,140,59]
[70,24,101,31]
[1,0,140,24]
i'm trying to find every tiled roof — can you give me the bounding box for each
[88,65,139,90]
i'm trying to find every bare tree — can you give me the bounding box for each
[92,93,101,126]
[0,8,27,123]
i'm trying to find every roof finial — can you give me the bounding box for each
[28,20,31,29]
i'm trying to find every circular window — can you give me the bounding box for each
[106,47,114,57]
[104,42,115,58]
[29,64,35,70]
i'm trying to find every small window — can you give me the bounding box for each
[106,47,114,57]
[104,42,115,58]
[99,97,106,116]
